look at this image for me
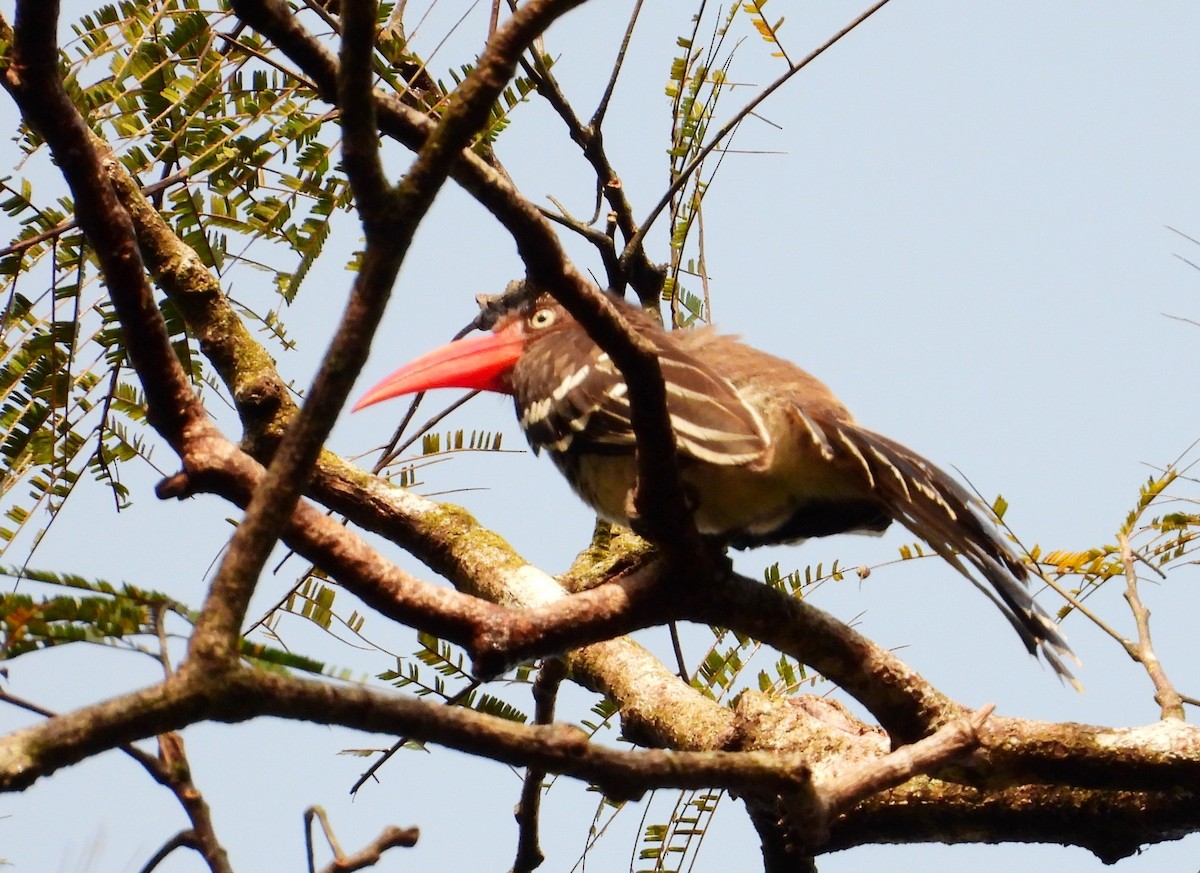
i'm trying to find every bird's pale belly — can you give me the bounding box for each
[553,450,872,544]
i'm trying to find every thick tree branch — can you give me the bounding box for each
[831,765,1200,864]
[455,554,957,742]
[732,694,1200,864]
[101,153,297,443]
[156,434,511,646]
[222,3,698,550]
[0,692,233,873]
[338,0,391,216]
[190,0,593,663]
[0,666,811,800]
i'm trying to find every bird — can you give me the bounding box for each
[355,289,1076,682]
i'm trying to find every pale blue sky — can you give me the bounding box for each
[2,2,1199,871]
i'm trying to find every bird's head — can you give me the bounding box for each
[353,296,572,411]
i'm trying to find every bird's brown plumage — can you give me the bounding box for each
[355,290,1076,683]
[498,293,1075,682]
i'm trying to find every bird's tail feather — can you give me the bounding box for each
[840,425,1078,686]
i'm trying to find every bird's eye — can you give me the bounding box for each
[528,308,557,330]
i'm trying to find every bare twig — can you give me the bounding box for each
[1119,534,1185,720]
[0,691,233,873]
[588,0,641,131]
[316,826,420,873]
[306,806,344,872]
[511,659,566,873]
[621,0,895,275]
[375,388,482,469]
[350,679,482,795]
[516,2,661,297]
[0,170,190,258]
[306,806,420,873]
[137,831,203,873]
[1037,570,1126,646]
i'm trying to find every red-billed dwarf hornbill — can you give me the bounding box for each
[355,291,1076,683]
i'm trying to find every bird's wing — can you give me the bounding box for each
[515,324,771,465]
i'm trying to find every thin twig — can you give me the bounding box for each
[307,806,417,873]
[0,170,190,258]
[621,0,894,275]
[350,679,482,795]
[316,826,419,873]
[514,2,660,296]
[0,690,233,873]
[1037,571,1126,645]
[1119,533,1185,720]
[588,0,642,130]
[669,622,688,681]
[305,806,339,873]
[511,659,566,873]
[137,831,202,873]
